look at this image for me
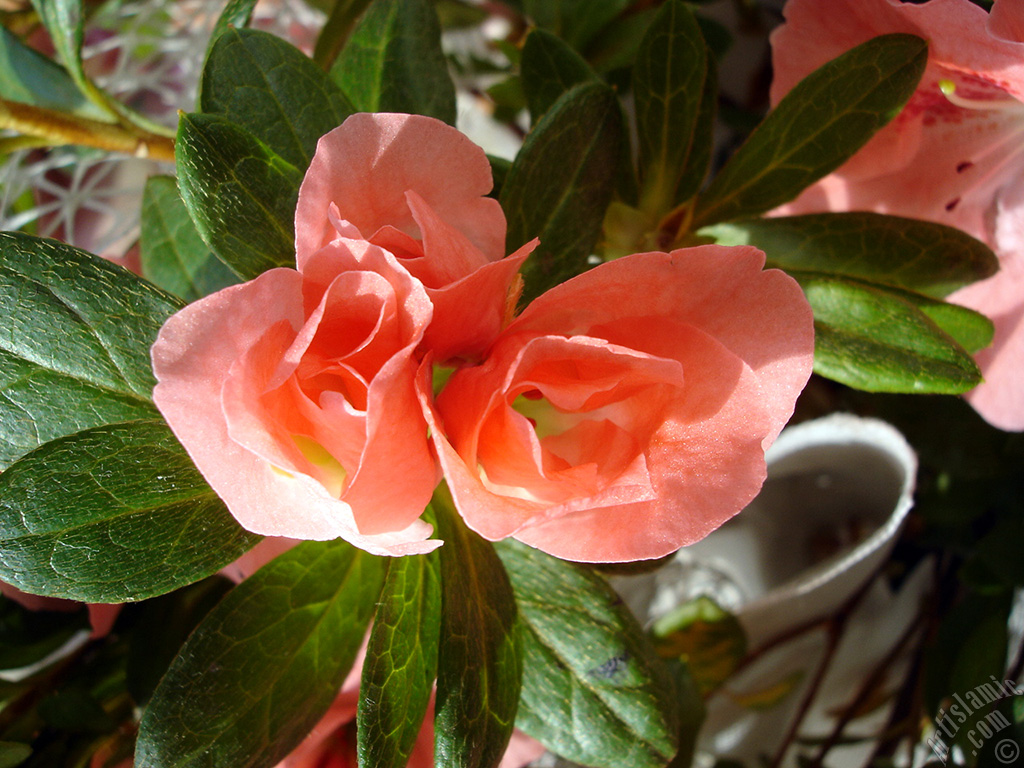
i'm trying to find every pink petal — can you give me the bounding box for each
[425,248,813,561]
[152,268,439,556]
[295,113,506,267]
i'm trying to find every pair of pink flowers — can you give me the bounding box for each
[771,0,1024,431]
[151,112,815,562]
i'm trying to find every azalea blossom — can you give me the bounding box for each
[152,113,534,556]
[421,246,815,562]
[295,113,534,361]
[770,0,1024,430]
[151,237,440,555]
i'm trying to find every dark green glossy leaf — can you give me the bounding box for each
[140,176,239,302]
[435,495,520,768]
[136,539,385,768]
[496,540,684,768]
[633,0,707,213]
[312,0,374,70]
[795,272,986,393]
[201,28,355,169]
[0,26,105,119]
[0,420,261,602]
[501,82,622,302]
[693,34,927,226]
[701,213,999,298]
[520,28,597,125]
[330,0,456,124]
[0,232,180,469]
[358,548,441,768]
[176,113,303,280]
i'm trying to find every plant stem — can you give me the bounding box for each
[0,98,175,162]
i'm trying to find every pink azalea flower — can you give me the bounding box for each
[151,237,440,556]
[295,113,534,362]
[421,246,815,562]
[770,0,1024,431]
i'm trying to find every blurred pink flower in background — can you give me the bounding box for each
[770,0,1024,430]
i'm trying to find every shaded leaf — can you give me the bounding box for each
[693,34,927,226]
[651,596,746,698]
[434,494,521,768]
[201,28,355,169]
[312,0,374,71]
[795,272,986,394]
[0,420,261,603]
[522,0,630,51]
[633,0,707,213]
[330,0,456,124]
[520,28,597,125]
[136,540,384,768]
[0,232,179,469]
[358,547,441,768]
[176,113,303,280]
[0,743,31,768]
[701,213,998,298]
[140,176,239,302]
[496,540,684,768]
[0,26,105,119]
[0,594,87,671]
[27,0,88,105]
[501,82,622,302]
[126,575,235,706]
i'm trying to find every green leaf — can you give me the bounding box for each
[0,420,261,603]
[176,113,303,280]
[434,493,521,768]
[312,0,374,70]
[358,549,441,768]
[522,0,630,51]
[795,272,986,393]
[0,26,106,119]
[0,742,31,768]
[633,0,707,214]
[692,34,928,227]
[0,232,180,469]
[330,0,456,124]
[203,0,259,63]
[651,596,747,698]
[136,539,385,768]
[140,176,239,302]
[0,594,87,671]
[27,0,88,106]
[501,82,622,302]
[520,28,597,125]
[201,28,355,170]
[701,213,999,298]
[126,575,236,706]
[496,540,685,768]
